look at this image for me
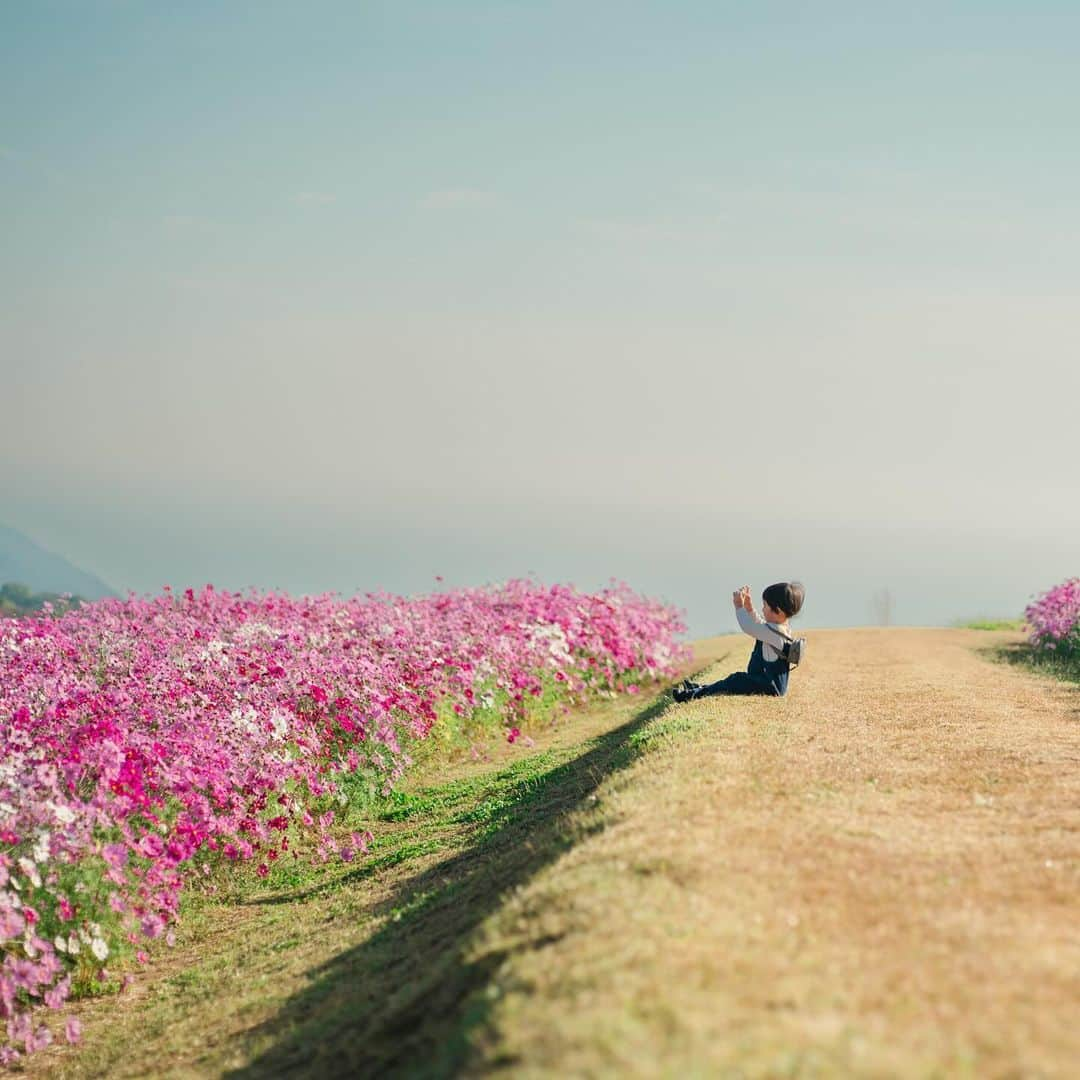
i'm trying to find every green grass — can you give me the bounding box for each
[985,639,1080,684]
[57,678,710,1078]
[959,619,1080,683]
[224,691,704,1078]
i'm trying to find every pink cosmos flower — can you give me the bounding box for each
[102,844,128,871]
[141,914,165,939]
[138,834,165,859]
[44,977,71,1009]
[9,958,40,993]
[0,908,26,941]
[0,577,688,1059]
[29,1024,52,1052]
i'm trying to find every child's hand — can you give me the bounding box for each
[732,589,743,609]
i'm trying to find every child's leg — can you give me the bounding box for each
[691,672,775,698]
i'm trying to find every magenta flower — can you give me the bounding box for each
[140,914,165,939]
[0,909,25,942]
[1025,578,1080,653]
[0,577,688,1059]
[43,977,70,1010]
[138,834,165,859]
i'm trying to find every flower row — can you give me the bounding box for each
[0,579,687,1062]
[1024,578,1080,652]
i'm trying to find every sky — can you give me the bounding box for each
[2,1,1078,637]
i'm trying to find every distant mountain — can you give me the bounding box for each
[0,524,117,600]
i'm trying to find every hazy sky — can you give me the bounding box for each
[3,2,1077,636]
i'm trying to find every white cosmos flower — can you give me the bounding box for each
[33,832,51,864]
[90,937,109,961]
[17,858,41,889]
[229,706,259,735]
[49,802,77,826]
[268,708,291,741]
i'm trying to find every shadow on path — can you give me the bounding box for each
[227,689,690,1078]
[979,640,1080,715]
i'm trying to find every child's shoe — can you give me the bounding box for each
[672,681,698,703]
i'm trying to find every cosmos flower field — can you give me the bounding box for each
[0,580,688,1062]
[1024,577,1080,657]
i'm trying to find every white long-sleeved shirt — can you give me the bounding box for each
[736,606,791,661]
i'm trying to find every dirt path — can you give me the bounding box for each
[460,628,1080,1077]
[31,629,1079,1077]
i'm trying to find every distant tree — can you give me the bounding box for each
[0,581,85,617]
[871,588,895,627]
[1,582,33,607]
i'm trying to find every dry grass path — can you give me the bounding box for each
[31,629,1079,1078]
[466,628,1080,1077]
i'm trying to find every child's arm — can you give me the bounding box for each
[733,587,789,650]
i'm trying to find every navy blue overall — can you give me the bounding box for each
[691,638,790,698]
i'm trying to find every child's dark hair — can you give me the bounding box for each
[763,581,805,619]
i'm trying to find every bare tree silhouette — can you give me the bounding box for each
[872,588,895,627]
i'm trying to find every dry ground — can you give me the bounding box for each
[28,629,1080,1078]
[465,629,1080,1078]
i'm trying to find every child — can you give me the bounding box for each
[673,581,805,701]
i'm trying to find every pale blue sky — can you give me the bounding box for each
[3,2,1078,634]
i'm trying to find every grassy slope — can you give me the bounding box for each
[953,617,1026,632]
[465,628,1080,1078]
[29,629,1080,1078]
